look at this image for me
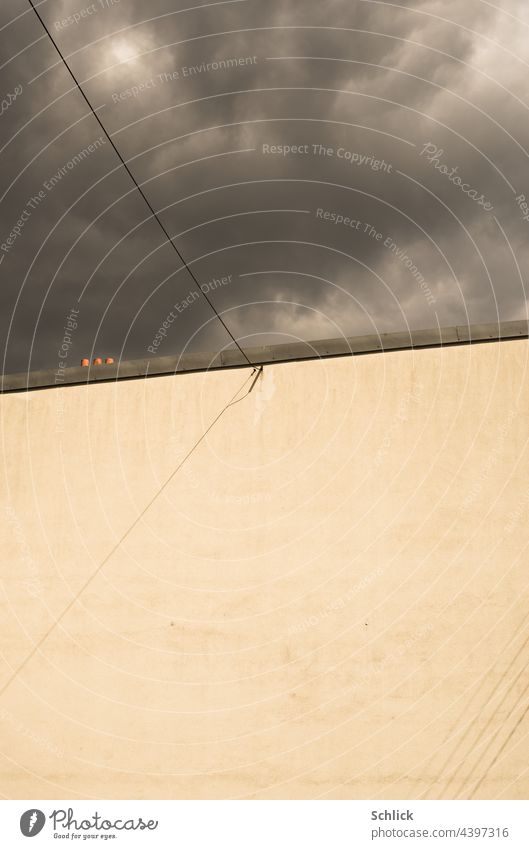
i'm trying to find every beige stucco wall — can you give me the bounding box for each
[1,339,528,799]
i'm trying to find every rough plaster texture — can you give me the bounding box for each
[1,339,528,799]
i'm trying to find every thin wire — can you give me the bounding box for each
[27,0,252,367]
[0,366,261,702]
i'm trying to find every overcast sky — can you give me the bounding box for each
[1,0,529,373]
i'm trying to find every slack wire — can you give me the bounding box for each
[27,0,252,368]
[0,366,262,702]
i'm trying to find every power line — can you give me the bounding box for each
[27,0,252,367]
[0,366,261,702]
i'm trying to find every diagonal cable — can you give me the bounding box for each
[0,366,261,702]
[27,0,252,367]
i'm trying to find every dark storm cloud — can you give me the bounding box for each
[0,0,528,373]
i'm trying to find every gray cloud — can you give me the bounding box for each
[1,0,528,373]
